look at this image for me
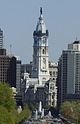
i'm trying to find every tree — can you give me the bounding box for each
[0,83,17,123]
[0,83,16,112]
[60,101,80,123]
[0,105,15,124]
[0,83,31,124]
[15,104,31,124]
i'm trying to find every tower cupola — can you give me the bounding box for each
[33,7,48,37]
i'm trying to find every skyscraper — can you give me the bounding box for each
[31,8,50,85]
[0,28,3,49]
[57,40,80,107]
[16,57,21,93]
[0,29,21,92]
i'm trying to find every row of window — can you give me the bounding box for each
[49,71,57,77]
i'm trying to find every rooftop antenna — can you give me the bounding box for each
[10,44,12,55]
[76,36,78,41]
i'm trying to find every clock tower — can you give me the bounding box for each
[32,8,50,85]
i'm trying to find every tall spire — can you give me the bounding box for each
[33,8,49,37]
[35,7,46,34]
[39,7,43,19]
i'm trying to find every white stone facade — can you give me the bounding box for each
[31,8,50,86]
[21,8,57,107]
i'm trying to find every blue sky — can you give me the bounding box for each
[0,0,80,63]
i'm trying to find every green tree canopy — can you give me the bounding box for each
[15,104,31,124]
[0,83,31,124]
[60,101,80,123]
[0,105,15,124]
[0,83,16,112]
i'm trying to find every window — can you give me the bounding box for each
[53,71,55,76]
[50,71,52,76]
[43,49,45,54]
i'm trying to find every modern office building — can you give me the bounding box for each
[7,56,16,87]
[0,28,3,49]
[0,54,16,87]
[57,40,80,107]
[0,29,22,106]
[0,29,17,87]
[0,48,6,55]
[0,29,22,94]
[15,56,21,94]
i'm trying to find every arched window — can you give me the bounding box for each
[43,49,45,54]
